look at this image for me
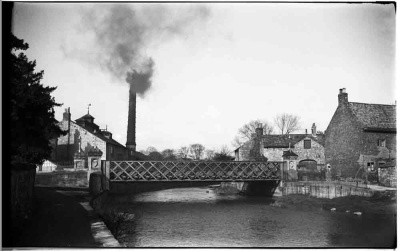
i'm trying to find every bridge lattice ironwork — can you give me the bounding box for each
[107,161,282,182]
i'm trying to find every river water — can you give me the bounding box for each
[111,187,396,248]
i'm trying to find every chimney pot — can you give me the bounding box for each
[255,127,263,138]
[63,107,71,121]
[338,88,348,105]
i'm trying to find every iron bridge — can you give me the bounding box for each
[106,161,282,182]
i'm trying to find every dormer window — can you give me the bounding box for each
[304,139,311,149]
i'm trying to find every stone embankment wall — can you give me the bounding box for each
[283,181,374,199]
[35,170,88,187]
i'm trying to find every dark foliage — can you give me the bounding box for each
[213,153,234,162]
[10,33,65,169]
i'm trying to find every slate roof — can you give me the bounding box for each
[263,134,325,148]
[94,131,126,148]
[348,102,396,130]
[379,159,396,168]
[282,149,298,157]
[76,113,95,121]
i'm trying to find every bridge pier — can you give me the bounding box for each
[221,180,281,196]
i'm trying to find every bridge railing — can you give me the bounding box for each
[104,161,283,182]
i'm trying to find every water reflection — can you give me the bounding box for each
[112,187,395,247]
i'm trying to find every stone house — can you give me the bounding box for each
[234,128,267,162]
[324,88,396,180]
[235,124,326,178]
[262,126,325,168]
[51,108,129,163]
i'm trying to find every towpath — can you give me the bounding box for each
[8,187,99,247]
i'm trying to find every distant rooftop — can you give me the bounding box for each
[263,133,325,148]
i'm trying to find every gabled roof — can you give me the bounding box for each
[66,120,126,148]
[348,102,396,130]
[263,134,325,148]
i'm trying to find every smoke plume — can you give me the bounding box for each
[75,4,210,96]
[126,58,154,95]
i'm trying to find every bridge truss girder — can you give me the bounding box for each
[107,161,282,182]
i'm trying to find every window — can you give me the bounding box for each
[304,139,311,149]
[367,162,375,171]
[378,139,386,147]
[110,146,114,156]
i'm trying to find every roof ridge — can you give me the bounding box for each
[349,101,396,107]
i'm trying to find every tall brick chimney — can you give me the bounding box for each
[126,86,136,154]
[338,88,348,105]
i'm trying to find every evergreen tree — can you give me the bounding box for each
[10,33,65,169]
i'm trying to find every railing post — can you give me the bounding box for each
[100,160,110,191]
[87,157,92,182]
[105,161,110,180]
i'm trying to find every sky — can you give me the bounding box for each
[12,2,396,153]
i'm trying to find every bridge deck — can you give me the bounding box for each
[106,161,282,182]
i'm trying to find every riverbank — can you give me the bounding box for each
[4,187,121,248]
[272,191,396,216]
[213,182,396,216]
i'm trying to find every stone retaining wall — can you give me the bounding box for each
[283,181,374,199]
[35,171,88,187]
